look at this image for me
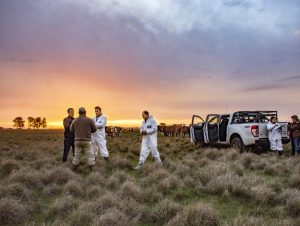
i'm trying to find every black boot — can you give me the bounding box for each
[278,151,282,156]
[104,157,109,162]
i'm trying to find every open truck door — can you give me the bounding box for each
[205,114,220,143]
[190,115,205,143]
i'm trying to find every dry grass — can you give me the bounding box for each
[157,175,182,195]
[232,215,266,226]
[249,184,276,204]
[200,148,224,160]
[194,163,228,186]
[0,129,299,225]
[70,203,96,226]
[42,166,79,185]
[110,156,131,169]
[115,198,145,223]
[47,195,76,219]
[88,193,119,215]
[42,183,62,196]
[0,159,20,177]
[117,181,143,202]
[86,185,105,200]
[106,171,134,191]
[0,197,27,225]
[92,208,130,226]
[239,153,255,169]
[150,199,182,224]
[0,182,33,202]
[223,149,239,161]
[9,169,44,189]
[167,203,220,226]
[286,197,300,218]
[204,173,238,195]
[63,180,84,197]
[290,171,300,189]
[85,171,106,187]
[142,187,163,203]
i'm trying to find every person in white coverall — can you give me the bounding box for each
[134,110,162,170]
[92,106,109,161]
[267,116,283,156]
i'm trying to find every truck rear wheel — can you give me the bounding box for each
[231,136,244,153]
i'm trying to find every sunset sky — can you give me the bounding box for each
[0,0,300,128]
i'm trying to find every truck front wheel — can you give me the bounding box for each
[231,136,244,153]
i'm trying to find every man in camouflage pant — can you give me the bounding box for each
[70,107,97,170]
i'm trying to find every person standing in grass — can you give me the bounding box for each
[62,108,75,162]
[134,110,162,170]
[288,122,296,156]
[267,116,283,156]
[289,115,300,156]
[70,107,97,171]
[92,106,109,162]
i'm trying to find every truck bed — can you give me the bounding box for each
[259,122,289,139]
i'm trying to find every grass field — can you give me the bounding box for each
[0,129,299,226]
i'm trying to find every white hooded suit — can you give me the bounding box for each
[92,114,109,158]
[139,116,161,163]
[267,122,283,151]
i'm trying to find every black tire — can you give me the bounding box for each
[231,136,244,153]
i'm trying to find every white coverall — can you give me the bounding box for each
[92,115,109,158]
[139,116,161,163]
[267,122,283,151]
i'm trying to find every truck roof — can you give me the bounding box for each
[236,111,277,113]
[234,111,278,116]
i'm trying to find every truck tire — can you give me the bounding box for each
[231,136,244,153]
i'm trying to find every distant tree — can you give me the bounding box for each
[34,117,41,129]
[27,117,35,129]
[41,117,47,129]
[27,117,47,129]
[13,117,25,129]
[159,123,167,126]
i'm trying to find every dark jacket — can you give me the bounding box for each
[63,116,75,139]
[289,121,300,138]
[70,115,97,141]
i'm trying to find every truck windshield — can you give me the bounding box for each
[232,111,278,124]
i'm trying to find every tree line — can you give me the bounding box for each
[13,117,47,129]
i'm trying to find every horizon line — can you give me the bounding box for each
[0,118,192,129]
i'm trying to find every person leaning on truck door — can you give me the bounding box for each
[289,115,300,155]
[267,116,283,156]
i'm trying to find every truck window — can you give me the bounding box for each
[232,112,258,124]
[207,115,219,125]
[259,116,269,123]
[193,117,203,126]
[232,113,239,124]
[232,111,278,124]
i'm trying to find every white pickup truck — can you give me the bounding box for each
[190,111,290,153]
